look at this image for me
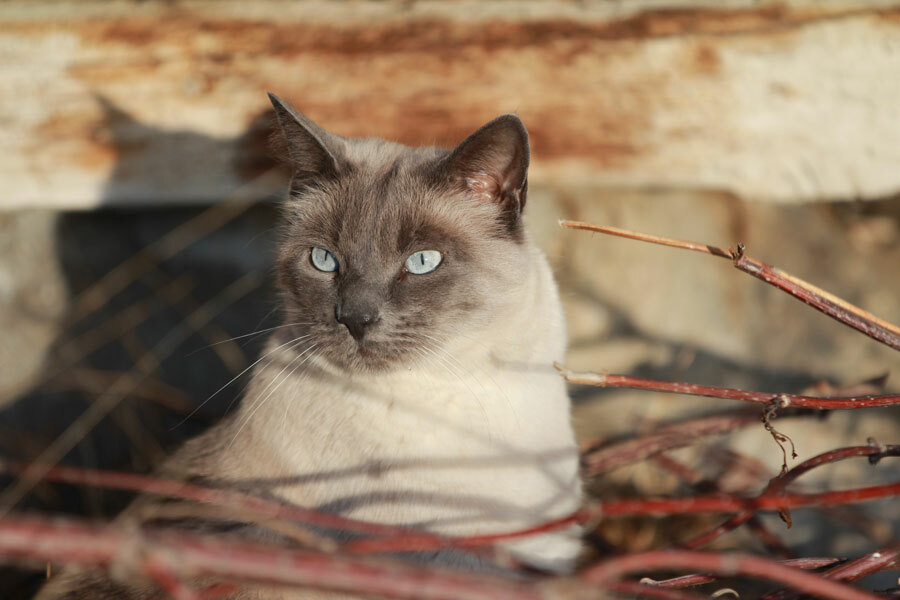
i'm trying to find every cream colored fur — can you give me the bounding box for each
[221,235,581,573]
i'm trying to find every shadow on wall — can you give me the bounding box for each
[92,95,281,204]
[0,96,284,599]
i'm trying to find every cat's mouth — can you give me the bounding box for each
[318,331,407,373]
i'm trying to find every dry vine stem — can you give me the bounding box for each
[681,444,900,549]
[0,514,544,600]
[2,458,897,553]
[556,365,900,410]
[1,220,898,599]
[559,220,900,351]
[581,550,884,600]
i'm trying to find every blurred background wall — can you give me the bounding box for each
[1,0,899,596]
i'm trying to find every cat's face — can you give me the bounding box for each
[270,94,531,372]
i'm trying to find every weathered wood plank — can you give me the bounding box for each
[3,0,900,208]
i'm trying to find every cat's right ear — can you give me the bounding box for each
[268,92,343,180]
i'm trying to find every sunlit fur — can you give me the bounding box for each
[276,138,528,373]
[38,102,583,600]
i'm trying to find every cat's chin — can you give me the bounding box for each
[320,339,411,374]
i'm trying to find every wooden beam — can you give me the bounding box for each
[3,1,900,208]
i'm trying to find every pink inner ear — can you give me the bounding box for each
[465,172,498,203]
[465,171,504,203]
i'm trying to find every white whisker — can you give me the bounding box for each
[172,333,313,429]
[192,322,315,351]
[229,343,319,447]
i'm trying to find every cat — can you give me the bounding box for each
[38,93,583,599]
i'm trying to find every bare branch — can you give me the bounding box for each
[559,220,900,350]
[581,550,883,600]
[557,364,900,410]
[0,513,545,600]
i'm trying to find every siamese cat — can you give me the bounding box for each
[39,94,582,599]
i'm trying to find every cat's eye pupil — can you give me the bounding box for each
[310,247,338,272]
[405,250,442,275]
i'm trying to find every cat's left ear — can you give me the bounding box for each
[441,114,530,216]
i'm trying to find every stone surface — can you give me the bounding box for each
[0,211,67,402]
[3,0,900,208]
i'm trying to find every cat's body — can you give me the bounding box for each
[39,95,581,599]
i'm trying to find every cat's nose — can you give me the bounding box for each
[335,302,380,341]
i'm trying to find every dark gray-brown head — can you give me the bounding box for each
[269,93,534,372]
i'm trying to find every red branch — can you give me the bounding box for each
[0,514,542,600]
[581,550,883,600]
[0,459,424,540]
[652,454,793,557]
[762,545,900,600]
[4,456,897,559]
[821,545,900,582]
[605,580,707,599]
[682,444,900,549]
[559,220,900,351]
[345,513,581,554]
[581,410,801,475]
[649,557,842,588]
[557,365,900,410]
[733,250,900,351]
[593,480,900,518]
[351,477,900,554]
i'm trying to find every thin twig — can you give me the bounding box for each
[557,364,900,409]
[559,221,731,258]
[590,480,900,518]
[761,545,900,600]
[645,557,842,588]
[581,409,809,475]
[652,454,793,557]
[581,550,882,600]
[0,513,544,600]
[67,170,280,328]
[605,580,707,599]
[559,220,900,350]
[681,444,900,549]
[0,273,263,519]
[0,459,514,565]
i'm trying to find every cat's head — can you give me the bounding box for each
[269,93,537,372]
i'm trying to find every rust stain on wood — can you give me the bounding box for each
[12,4,898,56]
[6,2,900,206]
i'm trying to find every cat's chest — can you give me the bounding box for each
[285,363,569,455]
[238,362,579,522]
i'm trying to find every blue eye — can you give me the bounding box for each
[310,247,338,272]
[405,250,442,275]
